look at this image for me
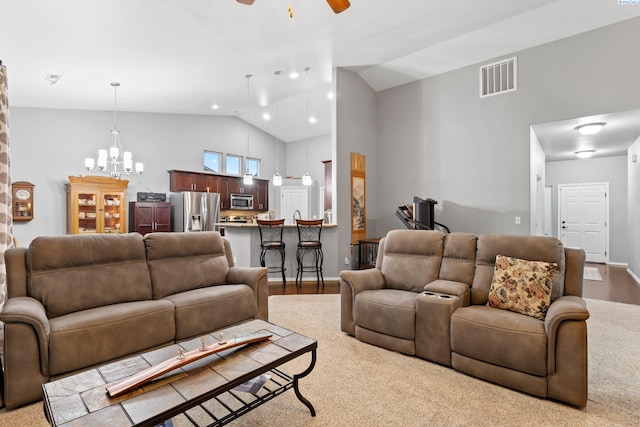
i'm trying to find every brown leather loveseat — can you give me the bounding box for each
[0,231,268,409]
[340,230,589,407]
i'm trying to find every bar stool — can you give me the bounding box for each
[257,219,287,287]
[295,219,324,287]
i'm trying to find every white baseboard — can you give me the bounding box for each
[607,261,628,267]
[627,268,640,285]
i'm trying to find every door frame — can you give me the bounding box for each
[557,182,609,263]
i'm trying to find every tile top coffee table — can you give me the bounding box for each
[42,319,317,426]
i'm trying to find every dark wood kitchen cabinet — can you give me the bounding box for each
[128,202,171,235]
[168,170,268,211]
[169,170,221,193]
[256,179,269,211]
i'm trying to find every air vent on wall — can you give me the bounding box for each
[480,57,517,98]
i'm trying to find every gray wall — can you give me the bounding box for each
[372,17,640,260]
[335,68,378,270]
[545,156,628,263]
[9,107,298,246]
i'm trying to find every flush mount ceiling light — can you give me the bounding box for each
[575,150,596,159]
[575,122,606,136]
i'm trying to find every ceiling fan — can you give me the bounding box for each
[236,0,351,14]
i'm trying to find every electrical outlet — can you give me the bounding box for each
[344,257,350,265]
[233,256,237,264]
[515,216,521,225]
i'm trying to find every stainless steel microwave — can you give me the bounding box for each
[230,193,254,210]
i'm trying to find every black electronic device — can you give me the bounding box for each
[137,192,167,202]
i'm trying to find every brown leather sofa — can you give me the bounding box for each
[0,231,268,409]
[340,230,589,407]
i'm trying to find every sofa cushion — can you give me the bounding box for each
[380,230,444,292]
[144,232,230,299]
[354,289,417,340]
[163,285,258,340]
[471,234,565,305]
[451,305,547,376]
[487,255,556,320]
[49,300,175,375]
[28,233,152,318]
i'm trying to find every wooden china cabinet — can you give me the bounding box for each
[66,176,128,234]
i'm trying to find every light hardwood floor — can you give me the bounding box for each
[272,265,640,306]
[582,263,640,305]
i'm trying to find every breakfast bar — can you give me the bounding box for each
[220,222,339,282]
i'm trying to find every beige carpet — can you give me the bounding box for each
[1,295,639,426]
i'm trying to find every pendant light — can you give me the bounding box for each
[272,71,283,186]
[243,74,254,185]
[302,67,312,186]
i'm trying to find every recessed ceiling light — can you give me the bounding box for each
[575,150,596,159]
[45,74,62,85]
[308,116,317,124]
[575,122,605,136]
[211,104,219,110]
[262,113,271,121]
[289,71,299,79]
[327,91,334,99]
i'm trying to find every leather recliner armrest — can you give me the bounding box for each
[544,295,589,373]
[0,296,51,375]
[339,269,386,336]
[226,266,269,321]
[339,269,386,296]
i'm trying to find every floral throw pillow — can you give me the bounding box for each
[486,255,557,320]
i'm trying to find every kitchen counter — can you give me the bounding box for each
[220,222,339,281]
[218,222,338,228]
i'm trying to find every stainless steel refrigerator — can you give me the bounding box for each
[171,192,220,232]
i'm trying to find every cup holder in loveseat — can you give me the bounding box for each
[422,291,453,299]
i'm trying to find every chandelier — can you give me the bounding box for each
[84,82,143,178]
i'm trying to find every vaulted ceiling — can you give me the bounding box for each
[2,0,639,145]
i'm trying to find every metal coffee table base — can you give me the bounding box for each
[180,353,316,426]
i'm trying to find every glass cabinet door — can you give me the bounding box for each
[78,192,98,233]
[103,193,123,233]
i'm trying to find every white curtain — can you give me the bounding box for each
[0,64,13,310]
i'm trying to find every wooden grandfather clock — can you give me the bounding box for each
[12,181,35,222]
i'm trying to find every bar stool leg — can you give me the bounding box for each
[315,248,324,287]
[296,247,302,288]
[279,246,286,287]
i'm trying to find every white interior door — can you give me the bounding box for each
[558,183,608,263]
[281,186,309,223]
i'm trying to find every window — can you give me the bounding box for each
[246,157,260,177]
[226,154,242,175]
[203,150,222,173]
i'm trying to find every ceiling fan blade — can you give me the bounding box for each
[236,0,255,5]
[326,0,350,13]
